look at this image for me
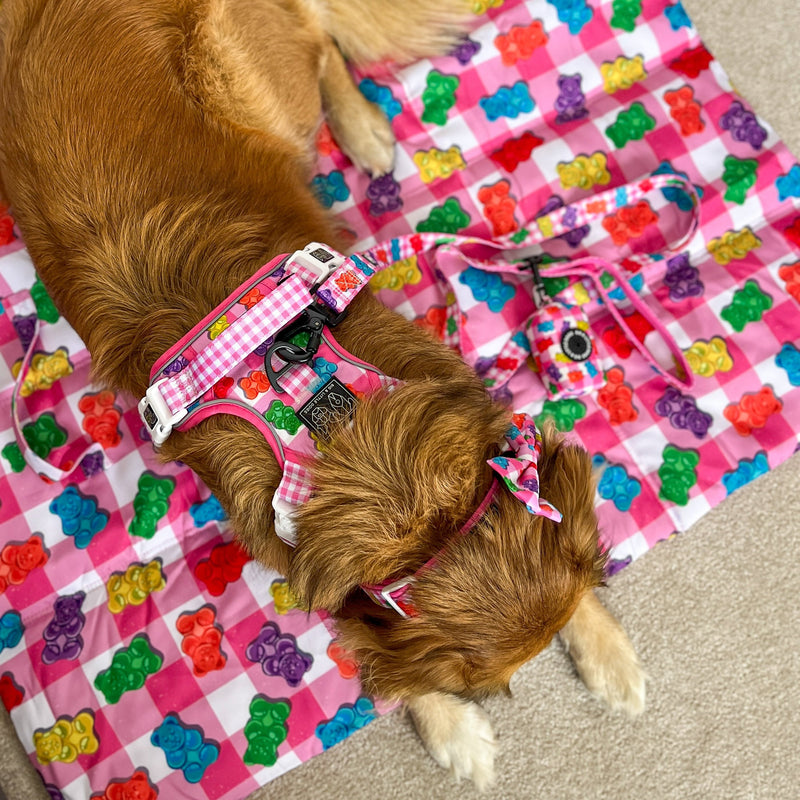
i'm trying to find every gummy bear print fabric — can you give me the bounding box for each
[3,1,800,799]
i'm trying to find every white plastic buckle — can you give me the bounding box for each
[138,378,188,447]
[379,577,415,619]
[289,242,345,287]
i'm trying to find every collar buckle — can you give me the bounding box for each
[289,243,345,288]
[138,378,188,446]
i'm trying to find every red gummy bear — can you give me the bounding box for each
[213,376,235,399]
[98,770,158,800]
[415,306,447,340]
[0,536,49,595]
[238,370,270,400]
[176,606,227,677]
[477,180,519,237]
[0,205,15,246]
[315,122,340,157]
[494,21,548,66]
[597,366,638,425]
[784,217,800,249]
[778,261,800,303]
[669,44,714,79]
[665,87,704,136]
[0,673,24,712]
[195,540,251,596]
[327,641,359,680]
[78,390,122,449]
[723,386,783,436]
[490,131,545,172]
[602,201,659,246]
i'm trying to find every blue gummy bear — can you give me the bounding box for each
[653,161,704,211]
[665,2,692,30]
[776,165,800,202]
[722,452,769,495]
[0,611,24,652]
[49,486,108,549]
[311,171,350,209]
[151,714,219,783]
[479,81,535,122]
[776,342,800,386]
[547,0,593,35]
[315,697,377,751]
[359,78,402,120]
[312,357,337,381]
[608,273,644,302]
[459,267,516,312]
[598,464,642,512]
[189,494,228,527]
[511,331,531,352]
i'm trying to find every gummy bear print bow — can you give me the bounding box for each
[487,415,562,523]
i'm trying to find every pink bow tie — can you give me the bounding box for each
[487,414,562,523]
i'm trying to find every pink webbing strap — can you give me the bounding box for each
[11,317,104,482]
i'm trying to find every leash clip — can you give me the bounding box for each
[264,304,347,393]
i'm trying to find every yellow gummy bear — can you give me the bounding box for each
[601,55,647,94]
[413,146,466,184]
[34,712,99,765]
[684,336,734,377]
[106,559,166,614]
[472,0,504,13]
[271,579,303,615]
[370,256,422,291]
[707,227,762,265]
[208,314,229,340]
[557,152,611,191]
[13,348,74,397]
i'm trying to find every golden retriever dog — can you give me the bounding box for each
[0,0,645,786]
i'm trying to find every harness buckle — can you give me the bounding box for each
[264,303,348,393]
[288,242,345,287]
[138,378,188,446]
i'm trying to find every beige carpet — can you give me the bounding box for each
[2,1,799,798]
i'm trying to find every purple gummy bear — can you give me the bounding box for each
[246,622,313,687]
[41,592,86,664]
[80,450,105,478]
[654,387,712,439]
[12,313,37,351]
[45,785,65,800]
[664,253,703,301]
[164,355,188,376]
[554,74,589,124]
[720,101,767,149]
[450,37,481,65]
[474,356,496,378]
[254,336,274,357]
[366,174,402,217]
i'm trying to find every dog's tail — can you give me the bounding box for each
[311,0,475,66]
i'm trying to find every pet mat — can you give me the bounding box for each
[2,1,800,799]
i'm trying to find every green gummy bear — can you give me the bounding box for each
[94,635,163,703]
[243,696,291,767]
[536,398,587,432]
[289,330,311,348]
[416,197,471,234]
[2,442,26,473]
[421,70,459,126]
[606,102,656,148]
[266,400,302,435]
[31,277,60,323]
[658,445,700,506]
[722,156,758,205]
[446,315,458,336]
[610,0,642,32]
[22,413,68,458]
[509,228,530,244]
[541,275,569,298]
[129,472,175,539]
[720,279,773,332]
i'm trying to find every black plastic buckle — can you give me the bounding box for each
[516,254,570,308]
[264,304,347,393]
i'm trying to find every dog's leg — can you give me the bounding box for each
[559,590,646,716]
[318,39,396,176]
[404,692,496,790]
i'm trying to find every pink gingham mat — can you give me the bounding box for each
[2,1,800,798]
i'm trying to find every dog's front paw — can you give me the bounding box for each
[405,692,496,790]
[560,591,646,717]
[329,100,396,177]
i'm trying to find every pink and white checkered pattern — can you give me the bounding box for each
[3,1,800,799]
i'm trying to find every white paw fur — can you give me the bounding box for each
[328,99,396,176]
[405,692,497,790]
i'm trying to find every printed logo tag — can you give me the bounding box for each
[298,377,357,437]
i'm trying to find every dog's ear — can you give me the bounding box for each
[286,378,509,612]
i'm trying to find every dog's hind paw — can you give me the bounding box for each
[406,692,497,790]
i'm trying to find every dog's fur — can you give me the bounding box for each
[0,0,645,786]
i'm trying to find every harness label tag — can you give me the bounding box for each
[297,377,357,438]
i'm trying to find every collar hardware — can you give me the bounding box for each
[138,378,189,446]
